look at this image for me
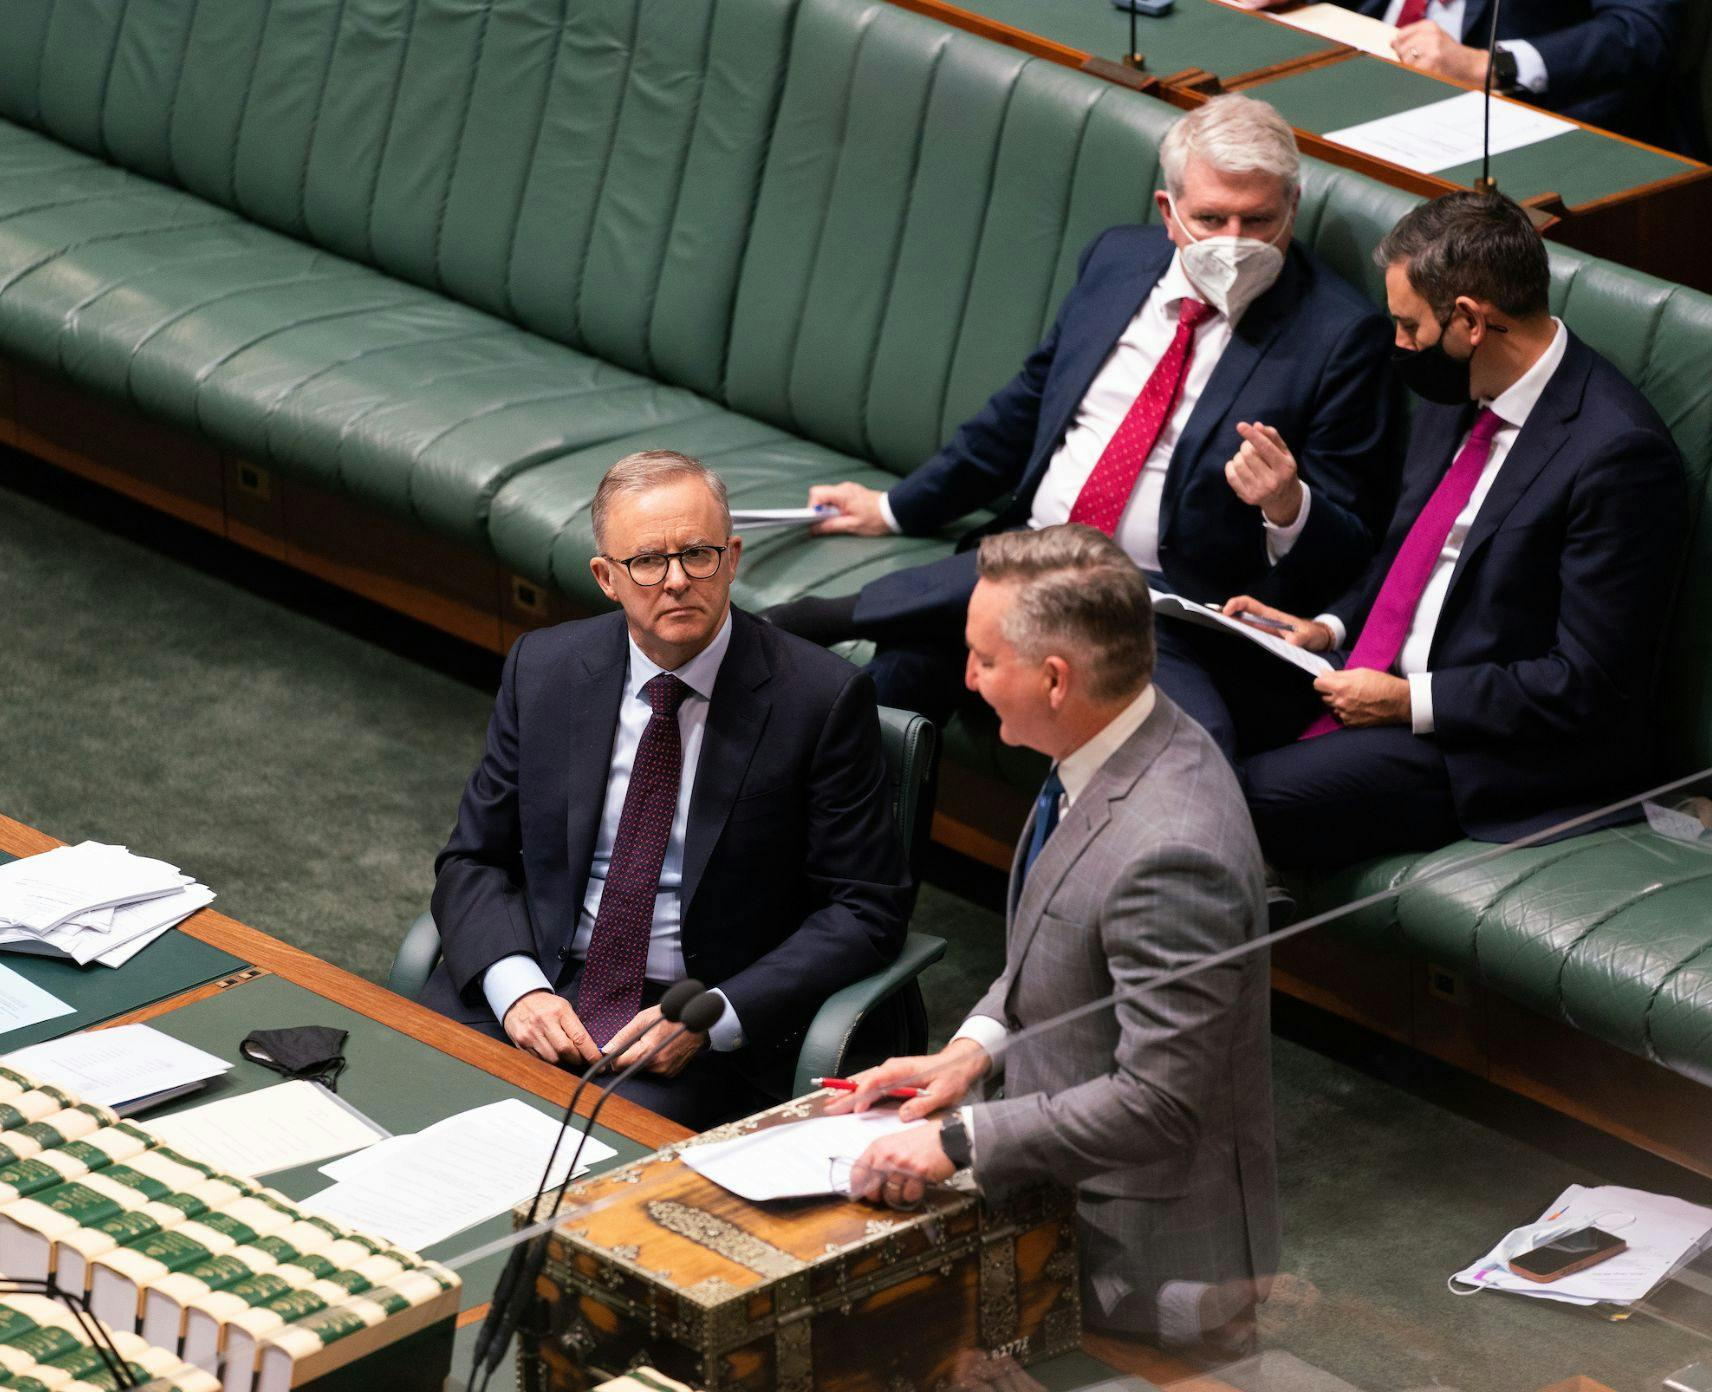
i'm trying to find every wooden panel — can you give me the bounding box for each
[281,479,506,652]
[1408,958,1487,1076]
[223,455,287,562]
[501,570,584,648]
[932,765,1031,872]
[10,365,225,534]
[1270,930,1412,1046]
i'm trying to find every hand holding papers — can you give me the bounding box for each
[1150,590,1332,676]
[303,1098,618,1251]
[4,1024,231,1113]
[0,841,215,967]
[680,1109,917,1202]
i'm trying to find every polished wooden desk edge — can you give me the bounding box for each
[0,813,691,1153]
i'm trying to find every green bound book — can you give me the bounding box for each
[247,1265,458,1392]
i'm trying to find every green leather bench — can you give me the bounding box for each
[3,0,1711,1096]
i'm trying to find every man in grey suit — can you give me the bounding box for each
[833,525,1279,1353]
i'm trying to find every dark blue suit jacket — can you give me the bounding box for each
[430,607,912,1090]
[879,225,1398,615]
[1326,330,1684,839]
[1348,0,1679,136]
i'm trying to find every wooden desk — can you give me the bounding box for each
[890,0,1712,291]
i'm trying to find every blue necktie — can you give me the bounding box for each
[1023,769,1065,881]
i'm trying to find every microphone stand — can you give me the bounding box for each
[0,1277,137,1389]
[1475,0,1504,193]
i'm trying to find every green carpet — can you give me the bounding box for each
[4,452,1711,1391]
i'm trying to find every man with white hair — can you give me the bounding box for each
[768,95,1397,763]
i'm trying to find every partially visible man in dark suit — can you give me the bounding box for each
[1246,0,1680,141]
[766,95,1397,763]
[1230,192,1684,866]
[424,451,913,1127]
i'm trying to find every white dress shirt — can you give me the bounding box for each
[952,683,1160,1060]
[1381,0,1548,93]
[879,253,1310,568]
[1317,319,1567,734]
[481,610,746,1051]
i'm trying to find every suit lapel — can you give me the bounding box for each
[1441,337,1587,609]
[1163,252,1301,523]
[1005,696,1181,1006]
[562,617,628,951]
[680,609,771,914]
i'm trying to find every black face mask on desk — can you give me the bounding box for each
[240,1025,349,1091]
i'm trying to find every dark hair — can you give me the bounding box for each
[1374,192,1550,320]
[975,525,1155,700]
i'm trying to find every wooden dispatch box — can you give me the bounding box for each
[517,1096,1081,1391]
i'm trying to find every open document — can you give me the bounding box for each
[144,1079,388,1177]
[5,1024,231,1114]
[1150,590,1331,677]
[680,1109,916,1202]
[1326,90,1575,176]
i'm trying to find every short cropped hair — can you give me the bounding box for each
[1374,192,1550,320]
[976,526,1155,702]
[590,450,731,552]
[1159,94,1301,200]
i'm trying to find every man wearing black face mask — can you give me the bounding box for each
[1227,192,1683,865]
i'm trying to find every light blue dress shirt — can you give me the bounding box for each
[1382,0,1548,93]
[481,610,745,1051]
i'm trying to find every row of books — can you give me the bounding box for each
[0,1064,460,1392]
[0,1291,220,1391]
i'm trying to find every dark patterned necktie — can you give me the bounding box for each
[579,673,691,1047]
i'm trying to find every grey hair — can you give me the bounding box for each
[1159,94,1301,199]
[590,449,732,551]
[975,526,1155,702]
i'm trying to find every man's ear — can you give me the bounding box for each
[1451,294,1487,343]
[726,534,742,578]
[590,555,620,605]
[1043,654,1073,710]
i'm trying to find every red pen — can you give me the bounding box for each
[812,1076,921,1100]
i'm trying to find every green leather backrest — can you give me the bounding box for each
[0,0,796,401]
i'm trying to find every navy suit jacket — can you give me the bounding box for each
[431,606,913,1089]
[1326,331,1684,839]
[1348,0,1679,135]
[883,225,1399,613]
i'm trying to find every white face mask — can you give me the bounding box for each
[1168,195,1289,320]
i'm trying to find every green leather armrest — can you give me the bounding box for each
[791,932,948,1097]
[388,909,443,1001]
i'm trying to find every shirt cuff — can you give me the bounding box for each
[1409,671,1435,734]
[957,1104,978,1176]
[482,953,554,1030]
[704,988,745,1052]
[1314,612,1347,650]
[1502,39,1547,94]
[877,491,904,535]
[1263,482,1312,564]
[951,1015,1009,1058]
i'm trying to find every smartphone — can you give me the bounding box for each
[1506,1226,1627,1283]
[1111,0,1175,16]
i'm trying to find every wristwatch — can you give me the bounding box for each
[939,1111,973,1170]
[1489,44,1520,93]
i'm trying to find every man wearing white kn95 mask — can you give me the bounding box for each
[768,95,1401,770]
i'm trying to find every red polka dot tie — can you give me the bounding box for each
[580,673,691,1047]
[1067,297,1216,536]
[1397,0,1430,25]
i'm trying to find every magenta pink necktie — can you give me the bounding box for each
[579,673,690,1046]
[1397,0,1430,25]
[1067,298,1216,536]
[1301,408,1502,740]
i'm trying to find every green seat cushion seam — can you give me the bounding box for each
[158,0,205,188]
[499,0,572,325]
[294,0,355,240]
[20,12,56,128]
[361,0,425,265]
[87,3,131,164]
[54,242,303,329]
[1462,840,1602,986]
[1643,928,1712,1065]
[0,211,237,310]
[223,4,276,213]
[428,0,497,292]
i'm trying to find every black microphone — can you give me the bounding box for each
[474,991,725,1392]
[1477,0,1504,194]
[469,979,705,1388]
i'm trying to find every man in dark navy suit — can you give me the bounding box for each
[1230,193,1684,866]
[424,451,912,1127]
[1252,0,1680,141]
[768,96,1397,762]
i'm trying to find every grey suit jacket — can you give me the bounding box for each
[967,692,1280,1322]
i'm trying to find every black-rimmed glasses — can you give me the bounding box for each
[602,544,728,587]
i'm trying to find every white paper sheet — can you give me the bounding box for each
[144,1080,389,1178]
[1453,1183,1712,1305]
[0,964,75,1035]
[1149,590,1332,676]
[300,1098,618,1251]
[1270,3,1399,58]
[730,506,840,530]
[0,842,186,934]
[679,1110,918,1202]
[4,1024,232,1110]
[1326,90,1575,175]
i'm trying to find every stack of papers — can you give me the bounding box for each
[4,1024,232,1115]
[680,1110,916,1201]
[302,1099,618,1251]
[144,1080,389,1178]
[1453,1184,1712,1306]
[0,841,215,967]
